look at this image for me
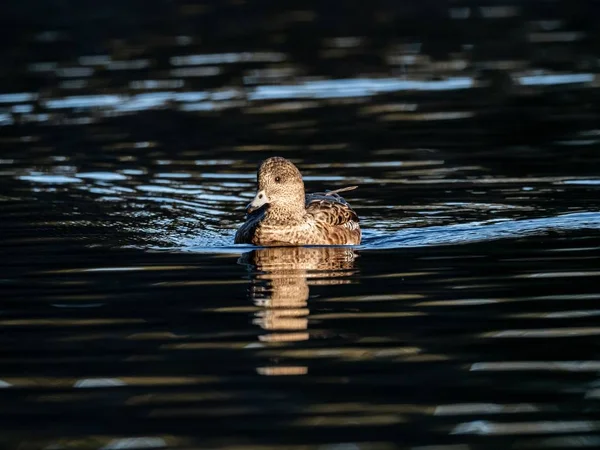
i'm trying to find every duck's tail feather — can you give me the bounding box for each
[325,185,358,196]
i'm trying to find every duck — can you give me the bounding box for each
[234,157,361,246]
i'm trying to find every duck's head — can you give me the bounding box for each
[247,157,305,214]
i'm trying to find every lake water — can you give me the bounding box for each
[2,2,600,449]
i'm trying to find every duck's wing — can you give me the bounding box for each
[306,187,360,227]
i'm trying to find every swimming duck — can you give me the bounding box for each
[235,157,361,246]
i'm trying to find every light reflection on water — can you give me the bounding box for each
[0,65,596,123]
[241,247,358,376]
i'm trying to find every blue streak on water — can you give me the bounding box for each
[561,179,600,185]
[77,172,128,181]
[249,77,475,100]
[19,174,82,184]
[45,95,123,109]
[0,93,37,103]
[0,113,14,125]
[170,52,286,65]
[518,73,594,86]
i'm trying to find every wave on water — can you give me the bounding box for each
[171,211,600,254]
[362,211,600,250]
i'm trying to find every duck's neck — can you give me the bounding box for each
[266,203,306,224]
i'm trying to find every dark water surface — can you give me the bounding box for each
[2,2,600,449]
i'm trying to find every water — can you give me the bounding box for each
[2,2,600,449]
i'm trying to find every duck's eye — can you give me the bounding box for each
[275,176,281,183]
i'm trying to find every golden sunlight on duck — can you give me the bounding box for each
[235,157,361,246]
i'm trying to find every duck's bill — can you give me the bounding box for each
[246,190,269,214]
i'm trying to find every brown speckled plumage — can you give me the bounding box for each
[235,157,361,246]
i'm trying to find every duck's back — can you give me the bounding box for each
[304,189,361,245]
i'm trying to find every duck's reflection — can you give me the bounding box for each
[239,246,358,375]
